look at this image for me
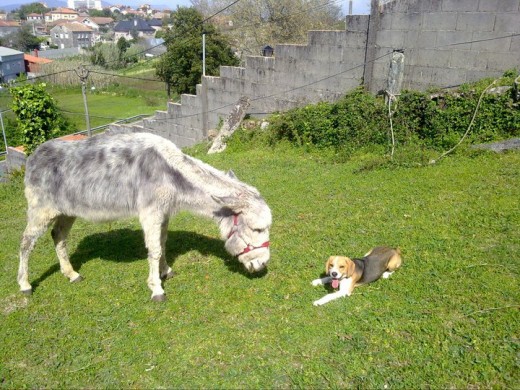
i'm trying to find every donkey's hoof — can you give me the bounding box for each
[71,275,84,283]
[151,294,167,302]
[21,289,32,296]
[161,270,175,280]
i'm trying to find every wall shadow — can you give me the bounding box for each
[31,228,264,291]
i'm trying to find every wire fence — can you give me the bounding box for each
[0,112,152,158]
[0,110,10,158]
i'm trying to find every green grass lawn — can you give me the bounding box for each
[0,145,518,388]
[52,88,168,131]
[0,84,168,148]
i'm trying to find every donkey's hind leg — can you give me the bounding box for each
[18,207,58,294]
[51,215,82,283]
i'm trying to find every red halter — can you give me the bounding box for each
[228,214,270,256]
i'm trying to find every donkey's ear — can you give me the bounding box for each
[212,194,244,211]
[227,170,238,180]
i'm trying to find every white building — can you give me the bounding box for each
[67,0,102,10]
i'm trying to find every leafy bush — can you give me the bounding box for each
[269,88,388,150]
[395,74,520,150]
[265,71,519,154]
[9,83,72,155]
[90,42,144,70]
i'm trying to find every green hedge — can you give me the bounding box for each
[265,71,519,152]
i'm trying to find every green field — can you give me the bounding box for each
[53,87,168,132]
[0,82,168,149]
[0,144,518,388]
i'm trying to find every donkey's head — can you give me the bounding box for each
[213,189,272,273]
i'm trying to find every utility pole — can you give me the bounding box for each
[202,33,206,77]
[75,65,91,137]
[201,32,208,137]
[0,110,8,155]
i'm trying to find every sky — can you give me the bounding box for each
[0,0,371,16]
[169,0,372,15]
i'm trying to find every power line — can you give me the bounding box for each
[88,69,164,82]
[146,28,520,123]
[160,50,394,122]
[102,0,340,72]
[58,108,121,121]
[92,0,243,69]
[9,69,74,86]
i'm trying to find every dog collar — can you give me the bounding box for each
[228,214,270,256]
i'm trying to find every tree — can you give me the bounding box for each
[4,25,40,52]
[191,0,342,57]
[16,2,48,20]
[88,9,112,17]
[117,36,131,59]
[90,41,143,70]
[10,83,63,155]
[156,7,239,97]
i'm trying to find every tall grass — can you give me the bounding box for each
[0,143,518,388]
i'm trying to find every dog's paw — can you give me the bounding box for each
[313,298,326,306]
[311,279,323,287]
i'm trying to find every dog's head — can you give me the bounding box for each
[326,256,355,288]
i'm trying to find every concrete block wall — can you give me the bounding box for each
[114,0,519,147]
[112,25,368,146]
[367,0,520,92]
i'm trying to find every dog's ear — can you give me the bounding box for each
[326,257,334,274]
[345,258,356,277]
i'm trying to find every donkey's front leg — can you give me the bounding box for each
[140,212,166,302]
[159,217,174,281]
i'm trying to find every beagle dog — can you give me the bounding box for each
[312,246,402,306]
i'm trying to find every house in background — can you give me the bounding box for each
[0,21,21,38]
[26,13,45,23]
[147,18,163,33]
[78,16,114,42]
[24,51,53,76]
[46,8,79,23]
[81,16,114,31]
[114,18,155,41]
[67,0,102,11]
[0,46,25,83]
[50,23,93,49]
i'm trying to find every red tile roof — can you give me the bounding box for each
[24,54,53,64]
[12,134,88,153]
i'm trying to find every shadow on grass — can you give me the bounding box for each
[31,228,265,291]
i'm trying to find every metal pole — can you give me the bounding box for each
[76,66,91,137]
[81,82,91,137]
[349,0,353,15]
[0,111,8,155]
[202,33,206,77]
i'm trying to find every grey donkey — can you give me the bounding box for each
[18,132,272,301]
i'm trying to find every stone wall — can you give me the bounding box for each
[366,0,520,93]
[110,26,369,147]
[110,0,520,147]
